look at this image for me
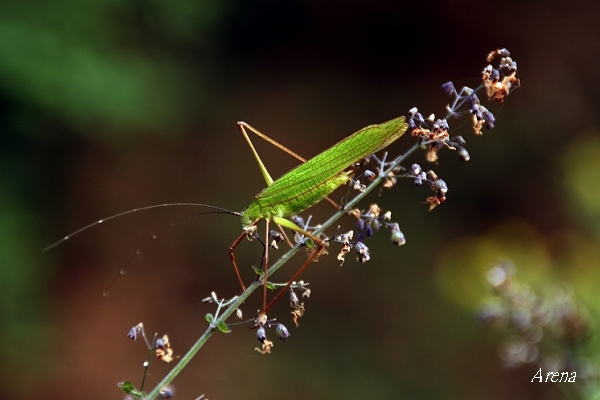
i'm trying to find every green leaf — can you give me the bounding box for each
[205,313,213,324]
[217,320,230,333]
[118,381,145,398]
[266,282,275,291]
[253,266,264,276]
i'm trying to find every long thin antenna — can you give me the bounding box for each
[42,203,241,252]
[101,208,239,296]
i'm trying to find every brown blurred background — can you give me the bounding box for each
[2,0,600,399]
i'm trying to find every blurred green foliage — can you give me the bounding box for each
[0,0,226,141]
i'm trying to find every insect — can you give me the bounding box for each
[44,116,408,318]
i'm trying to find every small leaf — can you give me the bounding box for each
[266,282,275,291]
[118,381,145,398]
[304,238,315,249]
[253,266,264,276]
[217,320,230,333]
[205,313,214,324]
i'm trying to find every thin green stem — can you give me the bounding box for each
[144,141,421,399]
[140,346,153,392]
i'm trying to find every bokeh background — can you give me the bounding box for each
[2,0,600,399]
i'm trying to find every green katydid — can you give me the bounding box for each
[44,116,408,318]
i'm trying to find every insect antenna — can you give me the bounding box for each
[42,203,241,252]
[100,208,241,297]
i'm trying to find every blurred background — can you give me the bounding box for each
[2,0,600,399]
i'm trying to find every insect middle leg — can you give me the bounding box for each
[228,221,263,293]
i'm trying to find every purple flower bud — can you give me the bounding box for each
[441,81,455,96]
[364,170,376,181]
[127,327,137,340]
[355,241,371,263]
[356,218,365,232]
[390,223,406,246]
[410,163,422,176]
[256,326,267,343]
[468,93,480,110]
[490,68,500,81]
[434,179,448,195]
[485,111,496,129]
[365,224,373,238]
[414,173,424,186]
[440,119,449,130]
[275,324,290,342]
[459,148,470,162]
[159,385,175,399]
[290,290,299,306]
[155,337,165,349]
[370,219,380,233]
[497,48,510,57]
[292,215,304,227]
[408,107,418,116]
[509,61,517,71]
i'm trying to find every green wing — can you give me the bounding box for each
[252,116,407,216]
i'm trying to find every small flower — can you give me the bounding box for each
[256,326,267,343]
[364,170,376,181]
[301,287,311,298]
[127,328,137,340]
[352,179,366,192]
[367,204,381,218]
[487,48,510,62]
[441,81,455,96]
[482,52,520,103]
[365,224,373,238]
[275,324,290,342]
[201,291,219,303]
[356,218,365,232]
[289,289,299,307]
[337,241,352,265]
[408,108,425,129]
[127,323,144,340]
[355,241,371,263]
[414,171,426,186]
[255,339,274,354]
[390,223,406,246]
[409,163,422,175]
[332,230,353,265]
[291,302,305,327]
[382,171,397,188]
[269,230,284,249]
[432,178,448,196]
[458,148,470,162]
[426,195,445,211]
[369,219,380,234]
[155,335,174,363]
[292,215,305,227]
[490,68,500,82]
[159,385,176,399]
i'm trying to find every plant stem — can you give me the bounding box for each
[144,141,421,399]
